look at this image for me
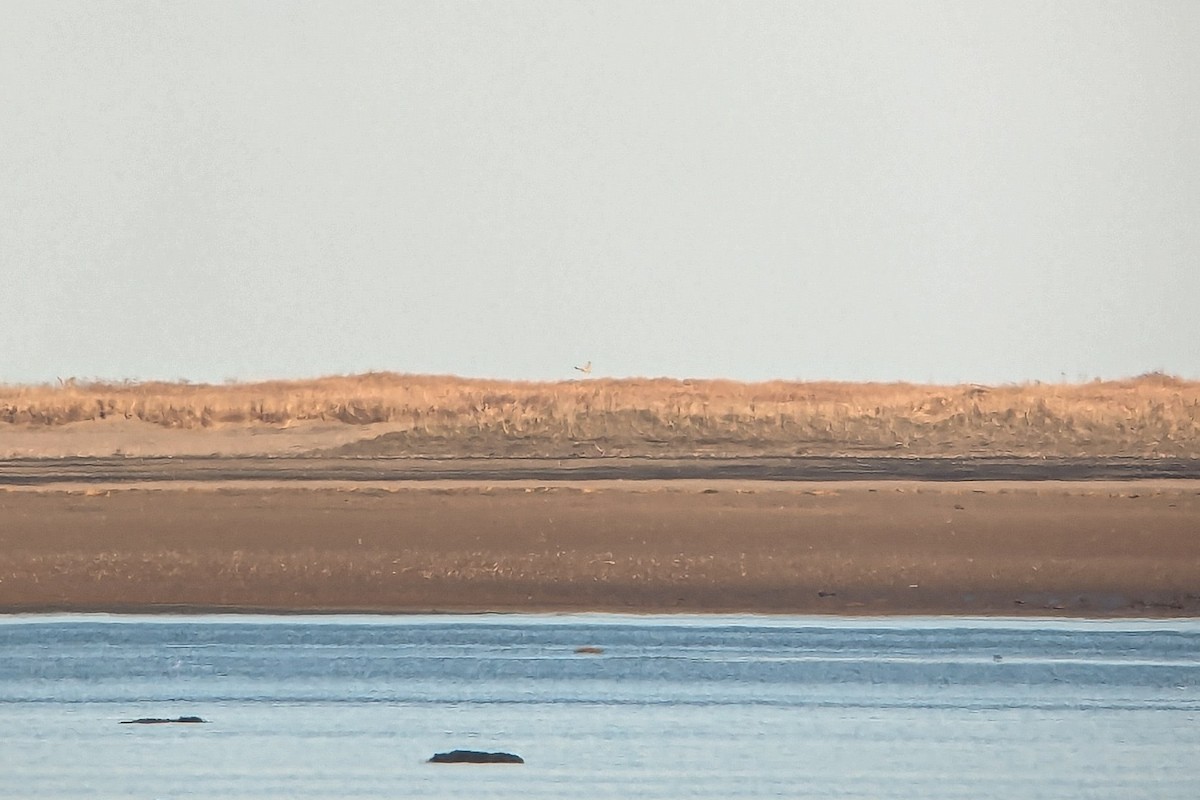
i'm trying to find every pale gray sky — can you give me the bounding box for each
[2,1,1197,384]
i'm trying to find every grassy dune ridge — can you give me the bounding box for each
[2,372,1198,458]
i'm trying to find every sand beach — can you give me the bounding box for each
[2,375,1197,617]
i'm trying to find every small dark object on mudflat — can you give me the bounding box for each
[429,750,524,764]
[120,716,207,725]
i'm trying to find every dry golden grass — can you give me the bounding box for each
[2,372,1198,457]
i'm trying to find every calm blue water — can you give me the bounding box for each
[0,614,1197,799]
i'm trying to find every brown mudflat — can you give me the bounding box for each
[2,478,1196,617]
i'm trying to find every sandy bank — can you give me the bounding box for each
[2,480,1196,617]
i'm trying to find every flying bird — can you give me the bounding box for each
[574,361,592,375]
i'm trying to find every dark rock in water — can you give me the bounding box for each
[120,716,207,725]
[574,645,604,655]
[429,750,524,764]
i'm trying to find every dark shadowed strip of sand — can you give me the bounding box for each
[2,455,1200,486]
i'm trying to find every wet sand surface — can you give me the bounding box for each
[3,455,1199,483]
[2,473,1197,617]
